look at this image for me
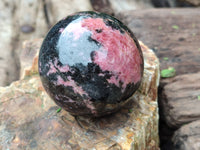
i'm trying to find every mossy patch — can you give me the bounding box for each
[161,67,176,78]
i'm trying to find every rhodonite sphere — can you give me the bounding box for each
[39,11,144,117]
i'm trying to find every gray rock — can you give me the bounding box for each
[109,0,153,13]
[0,0,20,86]
[49,0,93,22]
[15,0,49,49]
[90,0,114,15]
[20,39,42,79]
[118,9,200,76]
[160,72,200,128]
[151,0,197,7]
[178,0,200,6]
[91,0,153,15]
[151,0,177,7]
[172,120,200,150]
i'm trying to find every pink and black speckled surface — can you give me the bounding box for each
[39,11,144,117]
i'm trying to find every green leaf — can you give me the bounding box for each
[161,67,176,78]
[158,26,162,30]
[172,25,179,29]
[163,57,169,61]
[171,11,176,14]
[192,33,196,36]
[198,96,200,100]
[41,104,44,108]
[56,108,62,113]
[129,109,133,113]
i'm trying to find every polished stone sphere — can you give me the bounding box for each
[39,11,144,117]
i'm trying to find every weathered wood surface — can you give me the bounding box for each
[161,72,200,129]
[118,8,200,76]
[0,40,160,150]
[172,120,200,150]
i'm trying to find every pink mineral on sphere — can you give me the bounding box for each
[82,18,143,89]
[46,59,70,75]
[54,76,88,97]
